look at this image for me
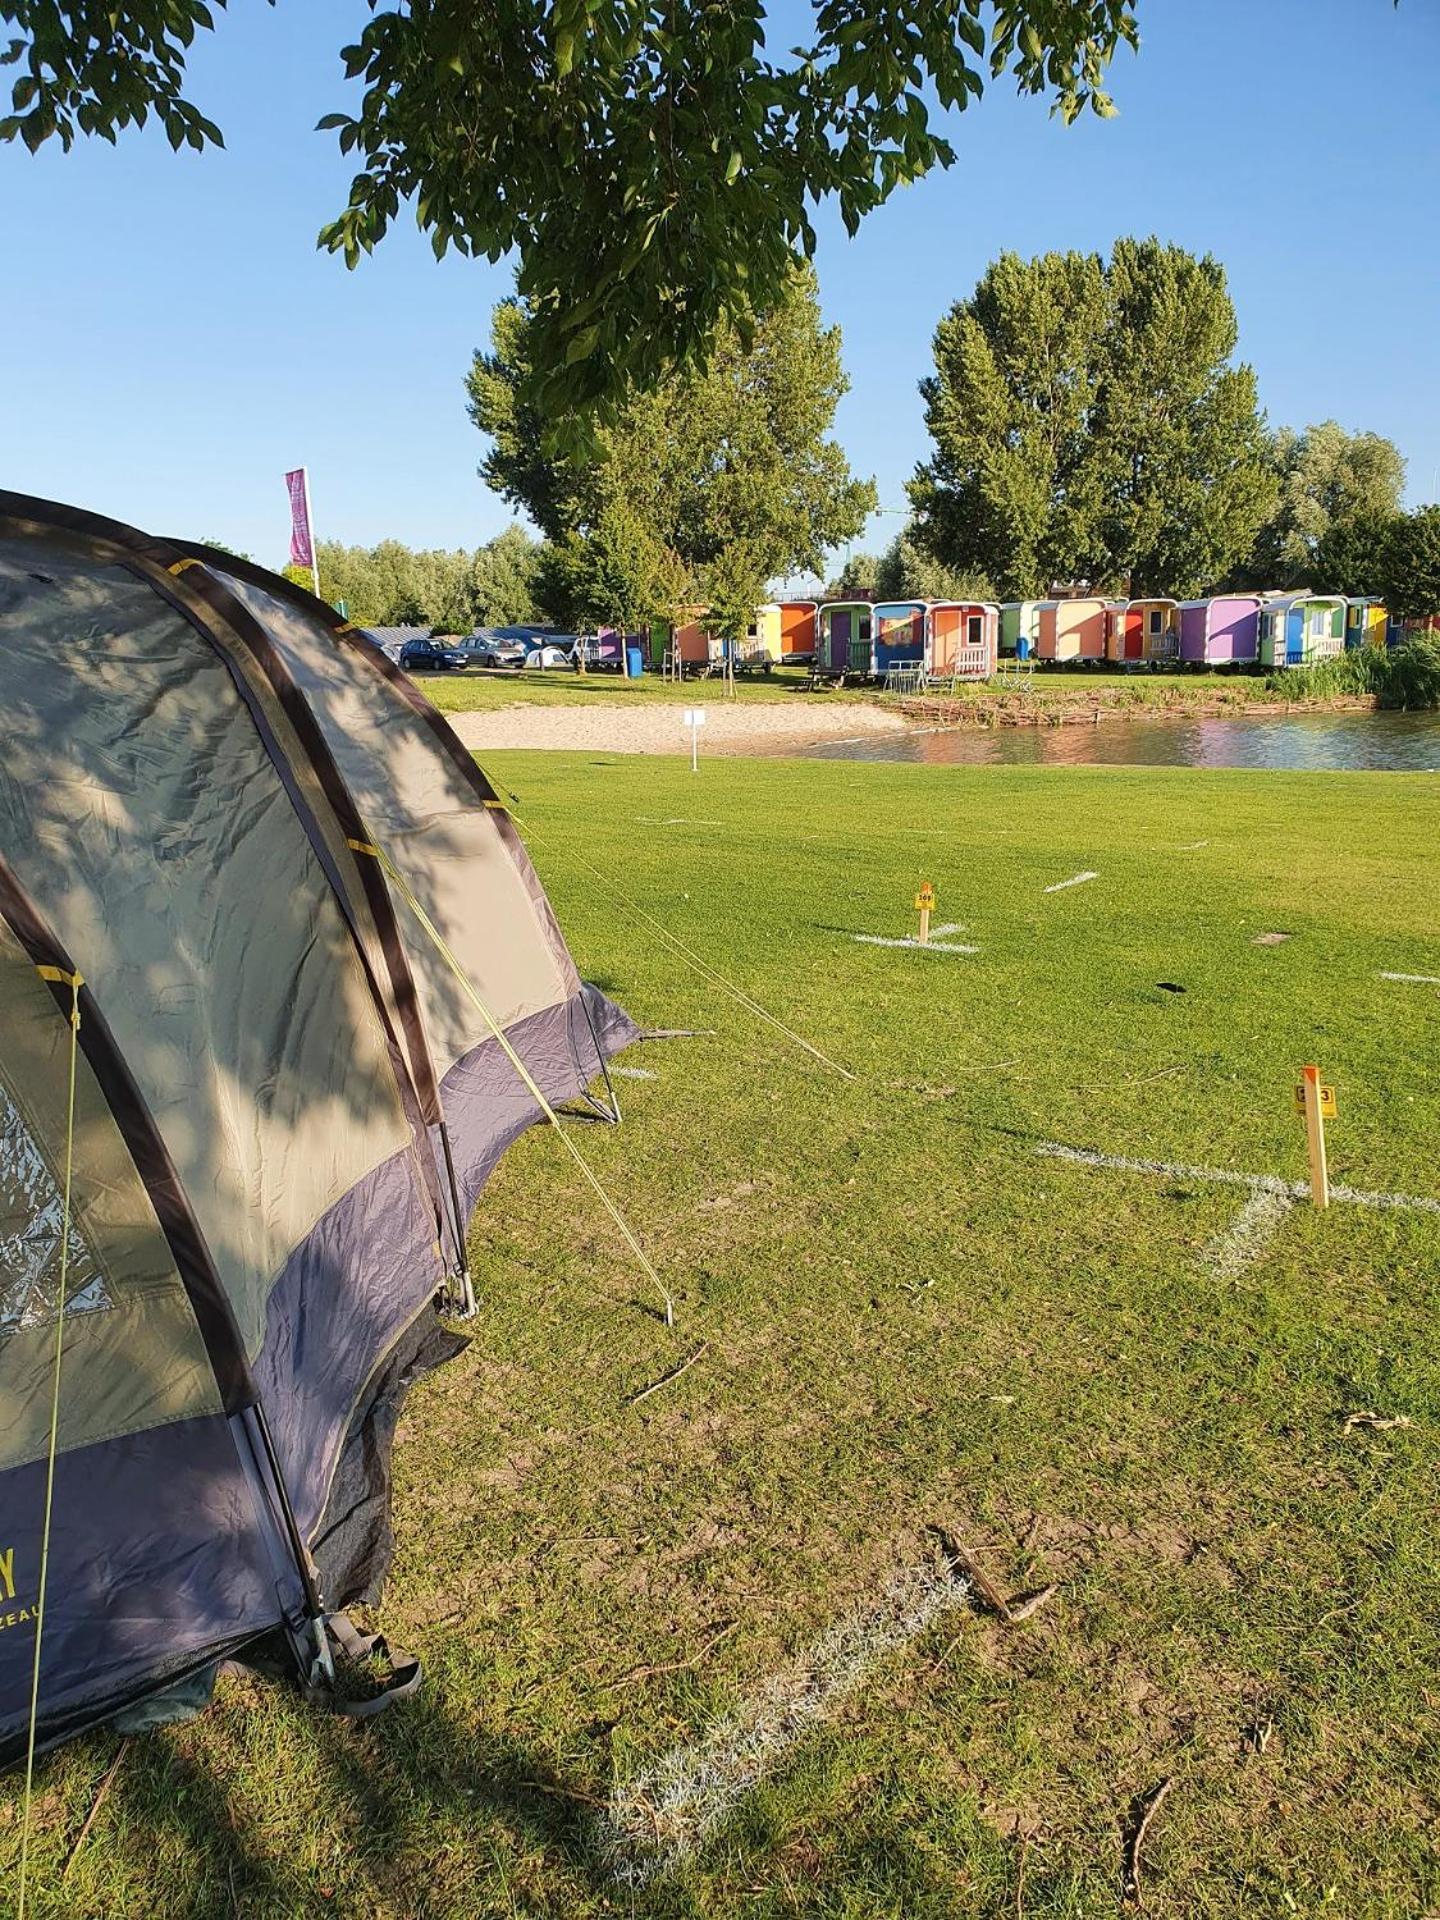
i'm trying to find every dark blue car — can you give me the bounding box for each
[399,637,472,673]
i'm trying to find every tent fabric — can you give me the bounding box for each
[0,492,638,1764]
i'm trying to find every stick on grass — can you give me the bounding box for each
[628,1341,710,1406]
[1123,1775,1175,1905]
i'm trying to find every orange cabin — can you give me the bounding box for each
[927,602,998,678]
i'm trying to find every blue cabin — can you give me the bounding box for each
[869,601,927,677]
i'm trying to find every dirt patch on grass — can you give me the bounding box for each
[446,700,912,756]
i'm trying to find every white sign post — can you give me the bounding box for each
[682,707,707,773]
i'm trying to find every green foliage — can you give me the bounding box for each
[909,239,1274,600]
[469,265,875,636]
[825,552,882,600]
[1240,422,1407,588]
[470,524,550,626]
[4,0,1140,420]
[1378,505,1440,625]
[283,538,500,632]
[873,527,995,603]
[1312,511,1402,599]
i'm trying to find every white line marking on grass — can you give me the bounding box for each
[852,934,980,954]
[1036,1142,1440,1216]
[1043,870,1098,894]
[611,1066,658,1080]
[597,1560,971,1886]
[1176,839,1209,851]
[634,817,727,828]
[1380,971,1440,986]
[1203,1184,1293,1280]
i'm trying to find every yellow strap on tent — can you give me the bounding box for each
[17,972,82,1920]
[511,815,856,1083]
[166,558,201,577]
[351,839,674,1329]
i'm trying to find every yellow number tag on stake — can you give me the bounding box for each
[1293,1083,1337,1119]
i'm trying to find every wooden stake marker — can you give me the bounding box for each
[1293,1064,1335,1209]
[914,881,935,946]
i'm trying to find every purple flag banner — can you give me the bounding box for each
[285,468,315,571]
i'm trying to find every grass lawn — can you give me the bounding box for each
[8,755,1440,1917]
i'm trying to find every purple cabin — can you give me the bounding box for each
[1177,596,1262,665]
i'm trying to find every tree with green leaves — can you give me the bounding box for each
[3,0,1140,420]
[283,539,477,630]
[873,527,995,603]
[1239,422,1407,588]
[470,525,551,626]
[1311,512,1403,601]
[824,553,881,600]
[469,266,875,637]
[1378,506,1440,626]
[908,239,1274,600]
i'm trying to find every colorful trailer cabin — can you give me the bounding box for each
[1108,598,1179,664]
[928,602,998,680]
[749,599,818,663]
[1177,595,1262,665]
[815,600,873,676]
[1258,595,1346,669]
[775,599,818,662]
[999,601,1042,659]
[1037,597,1108,662]
[1345,597,1389,651]
[649,606,723,669]
[870,600,927,677]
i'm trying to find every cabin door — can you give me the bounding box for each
[828,611,851,671]
[1125,611,1144,660]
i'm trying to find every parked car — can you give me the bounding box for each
[466,636,528,669]
[399,637,472,673]
[526,640,579,670]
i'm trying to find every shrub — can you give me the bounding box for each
[1265,637,1440,709]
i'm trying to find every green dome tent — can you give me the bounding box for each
[0,492,636,1764]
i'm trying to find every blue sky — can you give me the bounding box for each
[2,0,1437,568]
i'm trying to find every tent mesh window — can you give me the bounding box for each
[0,1073,110,1339]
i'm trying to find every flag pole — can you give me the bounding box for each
[303,468,321,602]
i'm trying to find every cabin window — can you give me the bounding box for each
[1148,609,1162,635]
[966,615,983,647]
[1309,608,1326,638]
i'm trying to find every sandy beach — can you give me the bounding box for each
[445,698,912,756]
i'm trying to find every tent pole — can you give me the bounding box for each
[438,1123,475,1316]
[250,1399,326,1622]
[576,987,622,1125]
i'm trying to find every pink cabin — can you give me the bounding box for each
[1177,596,1262,665]
[1037,598,1108,662]
[927,602,998,679]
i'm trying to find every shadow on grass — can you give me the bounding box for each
[80,1681,698,1919]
